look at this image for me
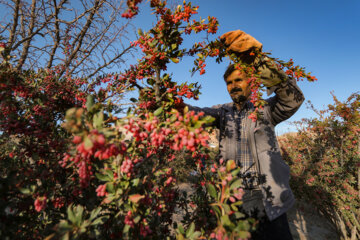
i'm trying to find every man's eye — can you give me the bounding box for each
[235,79,242,82]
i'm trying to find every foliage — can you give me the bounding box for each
[279,92,360,240]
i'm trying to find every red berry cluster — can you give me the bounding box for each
[139,220,153,237]
[61,130,126,187]
[34,196,47,212]
[96,184,108,197]
[52,197,65,209]
[124,210,135,227]
[121,0,143,18]
[171,111,209,151]
[120,157,134,177]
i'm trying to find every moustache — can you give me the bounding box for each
[230,87,243,94]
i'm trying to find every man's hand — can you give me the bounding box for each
[220,30,262,53]
[258,57,287,89]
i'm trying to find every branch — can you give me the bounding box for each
[154,68,161,102]
[8,0,20,48]
[60,0,102,76]
[47,0,61,69]
[11,0,67,52]
[86,44,133,79]
[67,15,117,76]
[16,0,37,70]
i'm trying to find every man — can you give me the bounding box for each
[191,30,304,239]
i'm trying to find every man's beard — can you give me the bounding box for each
[231,94,247,104]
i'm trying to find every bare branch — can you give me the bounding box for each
[16,0,37,70]
[87,44,133,79]
[7,0,20,48]
[61,0,102,76]
[1,0,134,78]
[47,0,61,68]
[11,0,67,51]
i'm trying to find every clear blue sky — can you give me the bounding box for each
[131,0,360,134]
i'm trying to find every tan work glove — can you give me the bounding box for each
[220,30,263,53]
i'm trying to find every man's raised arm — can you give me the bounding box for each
[258,58,305,125]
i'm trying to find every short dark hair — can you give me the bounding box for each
[223,64,236,81]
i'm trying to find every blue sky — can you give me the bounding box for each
[131,0,360,134]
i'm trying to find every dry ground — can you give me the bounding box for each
[175,183,340,240]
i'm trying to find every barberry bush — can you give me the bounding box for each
[1,0,318,239]
[279,92,360,240]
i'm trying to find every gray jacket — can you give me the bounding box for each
[191,63,304,221]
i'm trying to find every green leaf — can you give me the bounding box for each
[223,204,231,214]
[220,215,232,227]
[206,183,217,199]
[105,194,116,203]
[93,112,104,129]
[67,205,76,223]
[137,28,143,36]
[202,115,215,124]
[89,207,101,221]
[60,232,70,240]
[147,78,155,85]
[84,136,93,150]
[130,98,138,103]
[133,215,141,224]
[169,114,177,123]
[154,107,163,116]
[170,58,180,63]
[211,205,221,216]
[86,95,95,110]
[231,168,241,177]
[105,169,114,180]
[171,44,177,50]
[230,179,242,191]
[190,231,201,239]
[106,183,115,194]
[91,215,109,226]
[19,188,31,195]
[74,205,84,226]
[234,211,245,219]
[230,204,238,212]
[239,230,251,239]
[193,121,204,129]
[95,173,110,182]
[123,224,130,233]
[177,224,185,234]
[226,159,236,171]
[132,178,140,187]
[185,222,195,238]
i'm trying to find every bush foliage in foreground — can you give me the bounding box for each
[279,93,360,240]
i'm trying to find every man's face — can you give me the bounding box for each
[225,70,251,105]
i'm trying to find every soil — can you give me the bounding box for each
[287,200,340,240]
[174,183,340,240]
